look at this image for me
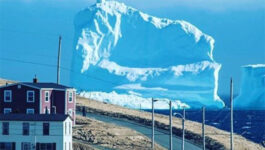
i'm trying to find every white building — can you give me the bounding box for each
[0,114,72,150]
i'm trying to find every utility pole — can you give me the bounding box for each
[230,78,234,150]
[57,36,62,84]
[202,107,205,150]
[152,98,155,149]
[182,108,185,150]
[169,101,172,150]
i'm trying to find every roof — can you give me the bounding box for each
[0,114,70,122]
[21,82,72,90]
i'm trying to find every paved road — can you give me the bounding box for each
[77,111,202,150]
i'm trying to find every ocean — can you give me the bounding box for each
[151,109,265,145]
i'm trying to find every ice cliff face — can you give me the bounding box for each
[234,64,265,110]
[71,0,224,109]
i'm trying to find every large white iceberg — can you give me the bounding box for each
[70,0,224,109]
[234,64,265,109]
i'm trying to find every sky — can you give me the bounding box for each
[0,0,264,95]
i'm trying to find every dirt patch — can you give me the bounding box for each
[73,115,165,150]
[73,142,99,150]
[76,97,265,150]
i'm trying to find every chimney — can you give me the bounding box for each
[6,82,8,86]
[33,75,38,83]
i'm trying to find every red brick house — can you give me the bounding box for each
[0,78,76,124]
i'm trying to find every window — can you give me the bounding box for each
[0,142,15,150]
[17,85,21,89]
[2,122,9,135]
[21,142,31,150]
[69,142,71,150]
[45,91,49,102]
[27,91,35,102]
[4,90,12,102]
[36,143,56,150]
[65,142,66,150]
[26,109,34,114]
[3,108,12,114]
[43,123,49,135]
[68,92,73,102]
[23,123,30,135]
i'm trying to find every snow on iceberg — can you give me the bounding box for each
[79,91,190,110]
[234,64,265,110]
[71,0,224,109]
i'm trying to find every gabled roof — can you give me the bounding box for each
[0,82,74,90]
[0,114,70,122]
[21,82,72,90]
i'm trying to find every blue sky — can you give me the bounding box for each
[0,0,264,95]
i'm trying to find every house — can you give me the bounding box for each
[0,77,76,124]
[0,114,72,150]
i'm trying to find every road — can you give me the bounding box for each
[78,111,203,150]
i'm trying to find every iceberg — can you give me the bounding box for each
[234,64,265,110]
[71,0,224,109]
[79,91,190,110]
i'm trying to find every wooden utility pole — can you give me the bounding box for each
[230,78,234,150]
[202,107,205,150]
[152,98,155,149]
[169,101,172,150]
[57,36,62,84]
[182,108,185,150]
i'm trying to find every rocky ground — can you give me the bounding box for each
[76,96,265,150]
[73,115,165,150]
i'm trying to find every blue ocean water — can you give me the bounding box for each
[145,95,265,145]
[151,109,265,145]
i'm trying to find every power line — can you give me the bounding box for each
[0,57,121,87]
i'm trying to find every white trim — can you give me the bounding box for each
[27,90,35,103]
[40,90,42,114]
[68,109,73,117]
[43,108,50,114]
[26,108,35,114]
[65,90,67,114]
[3,108,12,114]
[45,91,50,102]
[4,90,12,102]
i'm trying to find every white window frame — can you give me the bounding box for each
[27,90,35,103]
[4,90,12,102]
[68,91,73,103]
[3,108,12,114]
[45,91,49,102]
[26,108,35,114]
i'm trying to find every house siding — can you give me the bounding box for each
[0,84,40,114]
[66,90,76,125]
[0,118,72,150]
[41,90,52,114]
